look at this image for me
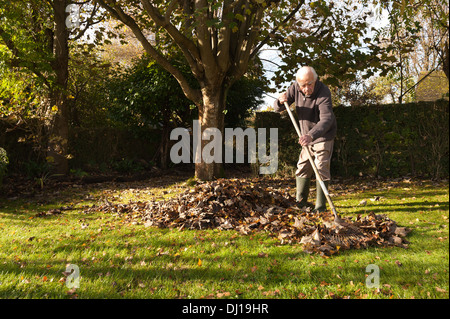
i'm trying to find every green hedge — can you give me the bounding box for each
[68,127,160,172]
[1,101,448,179]
[0,119,160,176]
[0,147,8,186]
[254,100,449,179]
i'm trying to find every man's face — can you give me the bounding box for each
[297,72,316,96]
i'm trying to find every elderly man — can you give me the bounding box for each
[274,66,337,212]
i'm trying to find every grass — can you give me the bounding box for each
[0,175,448,299]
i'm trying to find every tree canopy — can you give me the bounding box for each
[92,0,398,179]
[2,0,446,179]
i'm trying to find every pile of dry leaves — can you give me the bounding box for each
[83,178,411,256]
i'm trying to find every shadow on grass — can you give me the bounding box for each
[338,200,449,216]
[1,176,448,298]
[1,247,446,299]
[1,222,447,299]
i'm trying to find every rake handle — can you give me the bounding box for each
[283,102,338,217]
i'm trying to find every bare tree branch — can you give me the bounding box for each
[70,2,106,41]
[140,0,203,78]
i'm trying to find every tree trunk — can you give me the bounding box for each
[47,0,70,176]
[195,85,227,181]
[47,91,69,176]
[443,40,449,80]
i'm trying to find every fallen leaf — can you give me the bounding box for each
[67,288,78,299]
[80,178,412,255]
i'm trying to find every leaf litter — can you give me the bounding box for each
[74,178,410,255]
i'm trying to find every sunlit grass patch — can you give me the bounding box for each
[0,177,448,299]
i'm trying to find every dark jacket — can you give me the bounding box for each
[273,80,337,144]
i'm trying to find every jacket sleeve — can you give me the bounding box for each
[273,82,296,112]
[307,85,335,141]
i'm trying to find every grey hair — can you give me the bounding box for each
[296,66,318,81]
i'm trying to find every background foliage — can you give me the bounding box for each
[0,0,448,182]
[254,100,449,179]
[1,99,448,180]
[0,146,8,185]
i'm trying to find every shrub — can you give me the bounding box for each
[254,101,449,179]
[0,147,9,186]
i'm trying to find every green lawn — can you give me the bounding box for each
[0,176,448,299]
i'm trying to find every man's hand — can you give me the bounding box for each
[278,92,288,104]
[299,135,312,146]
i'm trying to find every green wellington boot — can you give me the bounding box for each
[296,177,312,208]
[313,180,329,213]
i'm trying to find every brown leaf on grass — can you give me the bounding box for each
[394,226,411,237]
[35,209,62,217]
[262,289,280,296]
[216,291,231,298]
[67,288,78,299]
[436,287,447,293]
[257,252,268,258]
[298,292,306,299]
[82,178,412,255]
[300,228,321,246]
